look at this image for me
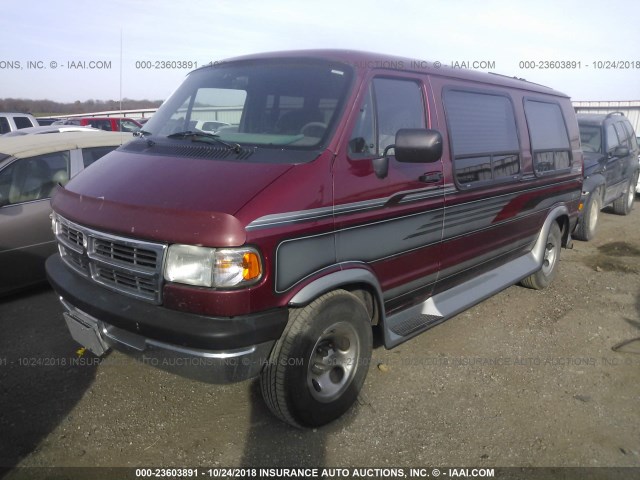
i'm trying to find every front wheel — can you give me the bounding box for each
[260,289,372,427]
[612,174,637,215]
[574,192,601,241]
[521,221,562,290]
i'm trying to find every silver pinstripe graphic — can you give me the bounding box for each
[267,180,578,292]
[246,186,453,231]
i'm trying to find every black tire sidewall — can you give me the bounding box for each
[284,293,372,427]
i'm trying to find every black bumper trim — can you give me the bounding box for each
[46,254,288,351]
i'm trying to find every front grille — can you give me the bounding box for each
[94,265,158,297]
[93,238,158,270]
[60,223,84,252]
[55,215,166,304]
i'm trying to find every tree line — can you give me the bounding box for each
[0,98,163,117]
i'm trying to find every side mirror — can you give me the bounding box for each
[613,146,629,158]
[394,128,443,163]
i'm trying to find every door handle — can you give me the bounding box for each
[419,172,443,183]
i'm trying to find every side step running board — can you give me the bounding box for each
[382,252,540,348]
[382,207,567,348]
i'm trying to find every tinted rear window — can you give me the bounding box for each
[445,90,519,155]
[0,117,10,134]
[444,89,520,188]
[14,117,34,129]
[524,100,571,174]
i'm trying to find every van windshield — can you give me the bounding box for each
[143,60,353,150]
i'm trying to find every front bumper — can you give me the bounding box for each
[46,254,288,383]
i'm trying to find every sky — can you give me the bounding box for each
[1,0,639,103]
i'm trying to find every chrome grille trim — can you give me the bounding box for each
[54,214,167,304]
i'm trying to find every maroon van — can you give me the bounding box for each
[46,50,582,427]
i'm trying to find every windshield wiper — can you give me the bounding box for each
[133,129,152,137]
[167,130,242,153]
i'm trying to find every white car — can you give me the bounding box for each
[2,125,101,136]
[0,112,39,134]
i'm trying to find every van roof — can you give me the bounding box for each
[0,131,133,158]
[213,49,568,98]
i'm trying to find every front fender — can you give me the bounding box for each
[582,173,605,197]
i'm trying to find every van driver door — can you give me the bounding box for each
[332,74,445,318]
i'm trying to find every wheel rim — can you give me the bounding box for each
[541,239,558,276]
[587,199,599,232]
[307,321,360,403]
[627,182,635,209]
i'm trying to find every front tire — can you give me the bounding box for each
[574,192,601,241]
[521,221,562,290]
[260,289,372,427]
[612,174,637,215]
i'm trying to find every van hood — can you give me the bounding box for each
[52,147,294,246]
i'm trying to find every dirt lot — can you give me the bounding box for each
[1,202,639,475]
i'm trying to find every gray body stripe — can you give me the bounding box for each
[275,209,444,292]
[271,180,577,292]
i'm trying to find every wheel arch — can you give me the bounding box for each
[534,205,570,256]
[288,266,385,326]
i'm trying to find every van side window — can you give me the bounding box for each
[348,78,425,156]
[374,79,425,154]
[348,86,375,155]
[444,89,520,187]
[524,100,571,174]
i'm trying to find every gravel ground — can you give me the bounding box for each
[1,202,639,475]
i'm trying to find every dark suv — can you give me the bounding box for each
[575,112,639,240]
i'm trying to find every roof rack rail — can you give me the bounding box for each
[487,72,549,88]
[605,111,625,118]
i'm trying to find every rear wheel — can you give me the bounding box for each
[260,289,372,427]
[612,174,637,215]
[574,192,601,241]
[521,221,562,290]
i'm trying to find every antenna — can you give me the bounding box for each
[119,28,123,114]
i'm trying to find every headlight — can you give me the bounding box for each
[164,244,263,288]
